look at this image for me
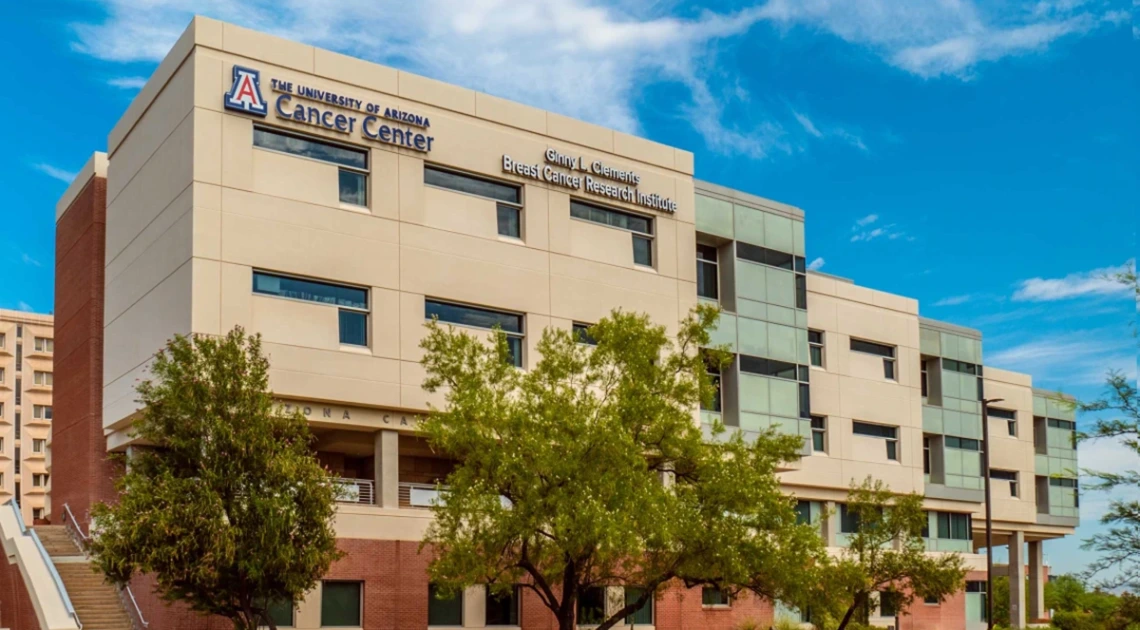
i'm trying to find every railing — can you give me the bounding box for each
[398,482,446,508]
[333,478,375,505]
[62,504,149,630]
[8,499,82,629]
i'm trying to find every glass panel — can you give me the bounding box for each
[625,587,653,625]
[886,440,898,460]
[697,244,719,261]
[253,272,368,309]
[880,592,899,617]
[497,204,521,238]
[884,358,896,380]
[578,587,606,624]
[633,235,653,266]
[253,127,367,169]
[573,323,597,345]
[339,310,368,346]
[321,582,361,627]
[486,588,519,626]
[338,169,367,206]
[850,339,895,358]
[852,422,898,439]
[697,260,719,299]
[429,584,464,626]
[796,274,807,310]
[840,504,860,533]
[812,430,825,452]
[265,599,294,627]
[570,200,652,235]
[425,300,523,333]
[702,587,729,606]
[505,337,523,368]
[425,166,520,204]
[809,346,823,367]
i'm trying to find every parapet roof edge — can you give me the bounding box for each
[918,316,982,340]
[694,179,804,221]
[808,270,854,284]
[1033,388,1077,401]
[55,151,107,223]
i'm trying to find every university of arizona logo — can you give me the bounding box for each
[224,66,267,116]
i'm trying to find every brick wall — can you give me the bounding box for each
[0,554,40,630]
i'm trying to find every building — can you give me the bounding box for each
[0,309,54,525]
[37,15,1079,630]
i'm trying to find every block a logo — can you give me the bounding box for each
[224,65,268,116]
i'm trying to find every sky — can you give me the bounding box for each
[0,1,1136,578]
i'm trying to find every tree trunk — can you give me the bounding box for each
[837,592,866,630]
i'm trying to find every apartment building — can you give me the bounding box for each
[0,310,54,526]
[44,16,1077,630]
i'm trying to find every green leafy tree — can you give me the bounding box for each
[815,478,967,630]
[418,305,826,630]
[89,328,343,630]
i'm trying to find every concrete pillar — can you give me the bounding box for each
[1028,540,1045,622]
[822,501,838,547]
[374,430,399,508]
[1008,531,1026,628]
[464,585,486,628]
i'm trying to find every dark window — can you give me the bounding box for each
[338,169,367,206]
[852,422,898,439]
[739,356,803,381]
[1048,418,1076,431]
[703,358,722,413]
[965,581,987,593]
[811,416,826,452]
[573,323,597,346]
[14,448,20,474]
[632,235,653,266]
[936,512,971,540]
[992,470,1018,497]
[886,440,898,460]
[839,504,860,533]
[14,379,20,406]
[571,200,654,266]
[921,362,929,397]
[14,413,19,439]
[943,358,982,375]
[497,204,521,238]
[15,344,21,372]
[263,599,294,627]
[795,274,807,310]
[808,330,824,367]
[850,339,895,358]
[625,587,653,625]
[15,325,21,338]
[799,383,811,420]
[577,587,605,624]
[945,436,981,451]
[253,272,369,346]
[1049,477,1078,488]
[924,595,940,605]
[879,591,900,617]
[697,244,719,300]
[425,300,524,367]
[923,437,931,474]
[795,500,814,525]
[702,587,730,606]
[321,582,362,627]
[253,127,369,206]
[428,584,464,626]
[485,587,519,626]
[987,407,1016,420]
[1008,420,1017,437]
[735,242,794,269]
[424,166,521,204]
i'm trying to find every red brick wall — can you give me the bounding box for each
[52,175,120,526]
[0,553,41,630]
[899,569,985,630]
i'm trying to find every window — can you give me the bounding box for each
[32,439,45,454]
[943,358,981,375]
[850,339,896,380]
[14,413,19,439]
[1048,418,1076,431]
[33,371,52,387]
[33,338,52,353]
[1050,477,1078,488]
[252,271,369,346]
[936,512,971,540]
[264,599,294,627]
[988,407,1017,437]
[810,416,826,453]
[808,330,824,367]
[923,437,931,474]
[0,367,5,383]
[15,325,21,338]
[0,437,4,453]
[33,474,48,487]
[795,274,807,310]
[570,200,654,266]
[702,587,730,607]
[33,406,51,420]
[839,504,861,534]
[573,322,597,346]
[879,592,900,617]
[14,448,19,474]
[625,587,653,625]
[924,595,940,605]
[33,508,43,520]
[320,581,362,627]
[0,333,5,349]
[485,587,519,626]
[0,402,3,418]
[852,422,899,460]
[14,344,20,371]
[577,587,606,623]
[425,166,523,238]
[734,243,807,309]
[795,500,814,525]
[253,127,368,206]
[739,356,806,381]
[921,361,928,397]
[14,379,20,406]
[697,244,719,300]
[945,436,981,451]
[703,354,722,413]
[428,583,464,626]
[991,469,1018,497]
[426,300,524,367]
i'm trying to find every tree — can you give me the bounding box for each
[89,328,343,630]
[418,305,826,630]
[815,478,967,630]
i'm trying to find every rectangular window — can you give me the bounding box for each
[33,474,48,487]
[33,507,43,520]
[1047,418,1076,431]
[965,581,987,593]
[921,361,928,397]
[252,271,369,346]
[945,436,981,451]
[808,330,824,367]
[935,512,971,540]
[0,333,5,349]
[1049,477,1078,488]
[14,413,20,439]
[943,358,981,375]
[923,437,931,474]
[839,504,860,533]
[986,408,1018,422]
[33,371,51,387]
[702,587,730,607]
[32,439,44,454]
[428,584,464,626]
[485,587,519,626]
[992,469,1018,497]
[265,599,294,627]
[697,244,719,300]
[424,166,523,238]
[739,355,804,381]
[0,367,5,384]
[15,344,21,372]
[426,300,524,367]
[625,587,654,625]
[795,274,807,310]
[924,595,940,605]
[734,242,805,271]
[795,500,814,525]
[14,448,19,474]
[810,416,826,453]
[703,360,723,413]
[879,592,900,618]
[0,437,4,453]
[853,422,899,460]
[577,587,606,623]
[850,338,896,379]
[33,338,53,353]
[573,322,597,346]
[253,127,369,206]
[570,200,654,266]
[320,581,362,627]
[33,405,51,420]
[15,325,21,338]
[14,380,20,407]
[0,402,3,418]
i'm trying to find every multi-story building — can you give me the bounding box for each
[39,16,1078,630]
[0,309,54,525]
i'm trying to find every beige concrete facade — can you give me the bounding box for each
[0,309,53,524]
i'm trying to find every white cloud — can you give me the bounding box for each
[107,76,147,89]
[16,301,33,312]
[793,111,823,138]
[849,214,908,243]
[31,162,76,183]
[20,253,41,268]
[807,257,826,271]
[986,330,1136,387]
[934,294,972,306]
[855,213,879,227]
[68,0,1123,159]
[1012,260,1135,302]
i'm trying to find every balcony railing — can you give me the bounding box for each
[399,482,446,509]
[333,478,374,505]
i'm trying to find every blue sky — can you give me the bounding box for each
[1,1,1135,577]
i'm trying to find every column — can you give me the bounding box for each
[1028,540,1045,622]
[374,429,399,508]
[464,585,486,628]
[1008,531,1026,629]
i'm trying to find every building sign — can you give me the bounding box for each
[277,401,421,429]
[223,66,435,153]
[502,148,677,213]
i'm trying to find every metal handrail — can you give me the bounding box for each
[7,499,82,629]
[63,503,149,629]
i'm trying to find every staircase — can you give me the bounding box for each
[33,526,132,630]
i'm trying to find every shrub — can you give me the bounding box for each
[1052,610,1099,630]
